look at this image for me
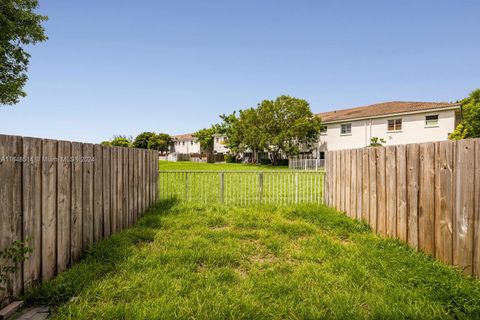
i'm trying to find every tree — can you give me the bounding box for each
[133,132,156,149]
[449,89,480,140]
[256,95,322,164]
[1,0,48,105]
[369,137,386,147]
[147,133,172,154]
[110,135,132,147]
[193,127,216,153]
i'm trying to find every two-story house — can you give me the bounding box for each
[315,101,462,158]
[170,133,201,154]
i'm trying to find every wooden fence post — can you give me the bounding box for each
[220,172,225,203]
[295,173,299,204]
[259,172,264,203]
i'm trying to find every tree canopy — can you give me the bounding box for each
[147,133,172,154]
[449,89,480,140]
[133,132,156,149]
[193,127,216,153]
[220,95,322,164]
[0,0,48,105]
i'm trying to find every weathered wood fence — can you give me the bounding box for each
[325,138,480,278]
[0,134,158,305]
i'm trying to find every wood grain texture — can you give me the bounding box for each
[117,147,123,231]
[474,139,480,277]
[110,147,117,234]
[22,137,42,290]
[356,149,362,220]
[385,146,397,237]
[435,140,454,264]
[57,141,71,273]
[70,142,83,263]
[82,143,94,250]
[41,139,57,281]
[368,148,377,230]
[102,147,111,236]
[454,139,475,275]
[345,150,351,216]
[419,143,436,255]
[93,144,103,242]
[395,144,408,242]
[376,147,387,236]
[361,148,369,221]
[407,143,419,250]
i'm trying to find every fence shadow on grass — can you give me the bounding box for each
[23,199,179,307]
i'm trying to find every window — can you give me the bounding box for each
[215,138,219,142]
[191,141,194,145]
[182,141,185,146]
[388,119,402,131]
[425,115,439,126]
[340,123,352,135]
[320,126,328,134]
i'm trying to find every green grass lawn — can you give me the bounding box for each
[159,160,289,171]
[25,201,480,319]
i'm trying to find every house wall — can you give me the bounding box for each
[318,109,457,151]
[213,135,229,153]
[172,139,201,154]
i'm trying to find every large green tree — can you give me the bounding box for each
[147,133,172,154]
[193,127,216,153]
[110,135,132,147]
[449,89,480,140]
[1,0,48,105]
[133,132,156,149]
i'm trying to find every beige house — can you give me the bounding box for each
[315,101,461,157]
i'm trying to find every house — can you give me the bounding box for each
[213,134,229,153]
[315,101,462,157]
[170,133,201,154]
[170,133,230,154]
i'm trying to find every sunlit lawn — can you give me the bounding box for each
[25,200,480,319]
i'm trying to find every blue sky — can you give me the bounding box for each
[1,0,479,143]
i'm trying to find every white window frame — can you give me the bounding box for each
[320,126,328,135]
[340,123,352,135]
[425,114,439,127]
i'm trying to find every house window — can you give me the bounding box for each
[388,119,402,131]
[425,115,439,126]
[191,141,193,145]
[320,126,328,134]
[215,138,219,142]
[340,123,352,135]
[182,141,185,146]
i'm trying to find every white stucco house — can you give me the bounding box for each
[170,133,201,154]
[170,133,229,154]
[314,101,462,158]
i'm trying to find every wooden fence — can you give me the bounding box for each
[325,138,480,278]
[159,171,325,206]
[0,134,158,305]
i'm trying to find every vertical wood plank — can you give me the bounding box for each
[123,148,129,227]
[473,139,480,277]
[454,139,475,275]
[132,149,138,223]
[93,145,103,241]
[22,137,42,290]
[396,144,408,242]
[350,149,357,219]
[435,140,454,264]
[419,143,435,255]
[368,148,377,230]
[345,149,351,215]
[362,148,370,221]
[117,148,123,230]
[41,139,57,280]
[356,149,363,220]
[0,135,23,298]
[128,148,134,225]
[407,143,419,250]
[57,141,71,273]
[102,147,111,237]
[70,142,83,263]
[385,146,397,237]
[376,147,386,236]
[336,151,341,211]
[110,147,117,234]
[82,143,94,250]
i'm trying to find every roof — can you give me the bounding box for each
[317,101,460,123]
[172,133,195,141]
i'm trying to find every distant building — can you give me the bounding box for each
[213,134,229,153]
[170,133,201,154]
[315,101,461,158]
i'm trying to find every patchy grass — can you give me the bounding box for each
[159,161,288,171]
[25,200,480,319]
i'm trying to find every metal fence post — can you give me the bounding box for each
[295,173,299,203]
[185,172,189,201]
[258,172,263,203]
[220,172,225,203]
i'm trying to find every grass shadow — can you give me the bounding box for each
[23,198,179,306]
